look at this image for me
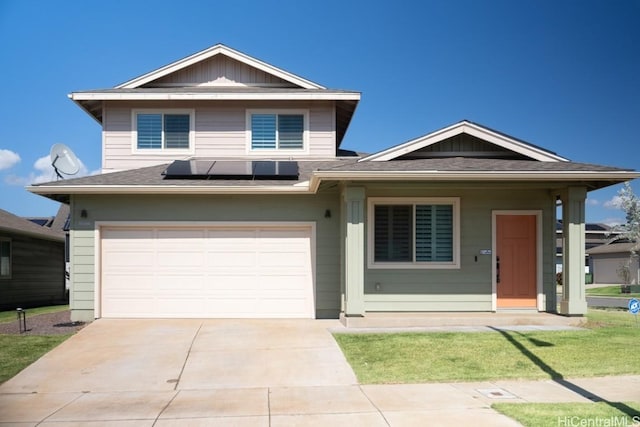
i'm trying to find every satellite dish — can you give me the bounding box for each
[50,143,80,179]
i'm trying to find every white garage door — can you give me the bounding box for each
[100,225,314,318]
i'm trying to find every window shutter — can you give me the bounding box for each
[137,114,162,149]
[434,205,453,261]
[416,205,453,262]
[251,114,277,149]
[278,114,304,149]
[375,205,412,262]
[164,114,190,149]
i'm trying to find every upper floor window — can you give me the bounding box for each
[368,197,460,269]
[248,110,307,152]
[133,110,193,152]
[0,239,11,279]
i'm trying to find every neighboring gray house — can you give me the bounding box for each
[29,44,639,322]
[0,207,66,310]
[587,241,639,285]
[555,222,618,275]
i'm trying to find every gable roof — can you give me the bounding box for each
[360,120,569,162]
[116,44,325,90]
[0,208,65,242]
[586,241,638,255]
[68,44,360,145]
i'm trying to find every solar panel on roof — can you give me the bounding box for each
[163,160,298,180]
[210,161,253,178]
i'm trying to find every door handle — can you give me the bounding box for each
[496,256,500,284]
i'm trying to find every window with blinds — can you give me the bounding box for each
[370,198,458,268]
[251,113,304,150]
[135,111,191,150]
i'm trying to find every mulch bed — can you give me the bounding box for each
[0,310,86,335]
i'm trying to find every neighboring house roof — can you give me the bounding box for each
[0,208,65,242]
[68,44,360,146]
[51,204,70,233]
[587,241,639,255]
[360,120,568,162]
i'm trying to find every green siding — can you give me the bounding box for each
[0,232,66,310]
[362,185,556,312]
[69,183,560,320]
[69,192,341,321]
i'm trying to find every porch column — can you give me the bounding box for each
[560,186,588,315]
[344,186,365,316]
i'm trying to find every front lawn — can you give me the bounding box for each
[0,334,70,383]
[586,285,640,298]
[492,402,640,427]
[333,309,640,384]
[0,305,73,384]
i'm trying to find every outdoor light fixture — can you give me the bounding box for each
[324,209,331,218]
[80,209,88,218]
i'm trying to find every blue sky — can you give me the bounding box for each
[0,0,638,223]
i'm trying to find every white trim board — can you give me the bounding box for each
[360,121,569,163]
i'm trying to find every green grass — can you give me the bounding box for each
[492,402,640,427]
[0,334,71,383]
[333,309,640,384]
[0,305,69,324]
[586,285,640,298]
[0,305,73,384]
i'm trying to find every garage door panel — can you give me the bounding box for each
[207,252,257,267]
[157,251,206,268]
[103,250,155,269]
[156,275,205,290]
[101,225,314,318]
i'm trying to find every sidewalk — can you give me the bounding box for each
[1,375,638,425]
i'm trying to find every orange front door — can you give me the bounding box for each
[496,215,537,308]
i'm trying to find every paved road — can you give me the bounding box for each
[587,296,634,309]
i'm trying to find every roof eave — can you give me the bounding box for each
[0,226,65,243]
[309,170,640,192]
[27,184,313,198]
[69,91,361,101]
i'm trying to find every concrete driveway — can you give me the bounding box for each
[1,319,357,393]
[2,318,634,425]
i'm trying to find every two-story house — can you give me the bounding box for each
[30,44,638,322]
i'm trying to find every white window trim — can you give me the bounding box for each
[367,197,461,269]
[0,237,11,279]
[245,109,309,155]
[131,109,195,154]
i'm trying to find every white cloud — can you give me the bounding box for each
[4,153,89,186]
[599,217,625,227]
[586,198,600,207]
[0,149,20,170]
[604,195,623,209]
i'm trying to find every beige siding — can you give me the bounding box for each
[591,253,640,284]
[69,192,341,321]
[0,232,66,310]
[150,55,295,88]
[361,185,557,312]
[102,101,336,171]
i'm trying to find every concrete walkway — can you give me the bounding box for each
[1,319,639,426]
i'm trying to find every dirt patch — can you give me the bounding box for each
[0,310,86,335]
